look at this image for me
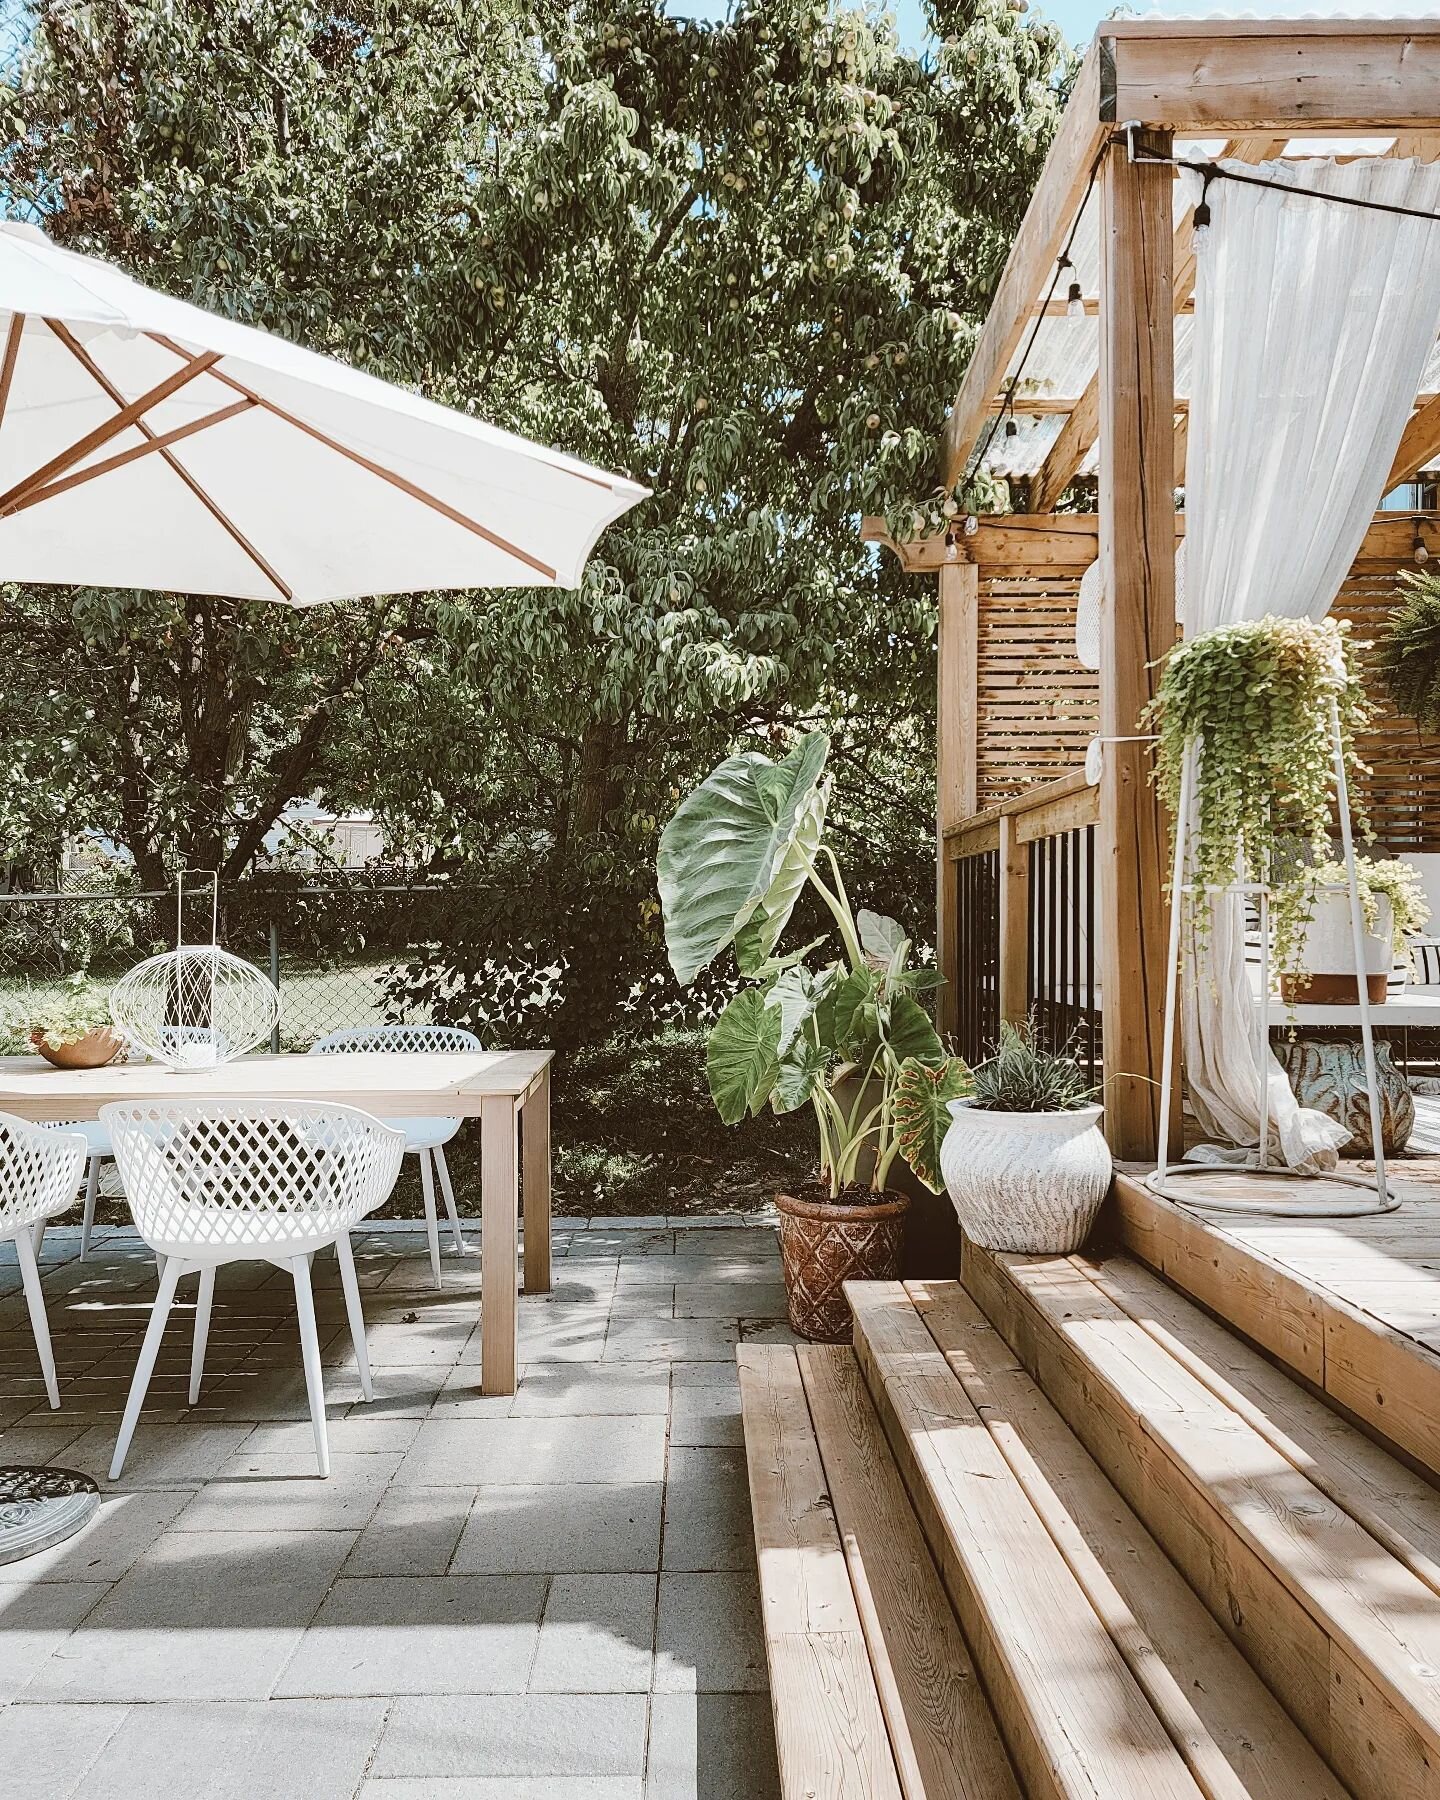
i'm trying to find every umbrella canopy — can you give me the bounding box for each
[0,222,648,603]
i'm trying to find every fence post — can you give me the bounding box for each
[268,921,281,1052]
[998,814,1030,1025]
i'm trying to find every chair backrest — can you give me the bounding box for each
[308,1024,482,1056]
[0,1111,87,1235]
[101,1101,405,1253]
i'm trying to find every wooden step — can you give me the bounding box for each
[962,1243,1440,1800]
[736,1341,1019,1799]
[848,1280,1219,1800]
[1112,1169,1440,1480]
[909,1277,1348,1800]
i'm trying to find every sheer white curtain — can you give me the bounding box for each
[1179,155,1440,1170]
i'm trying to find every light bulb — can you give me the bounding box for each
[1066,281,1084,320]
[1415,535,1430,566]
[1004,416,1018,438]
[1192,197,1211,253]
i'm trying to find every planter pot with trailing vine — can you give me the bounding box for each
[938,1019,1110,1256]
[1280,887,1392,1006]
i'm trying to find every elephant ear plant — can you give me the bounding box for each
[657,730,971,1205]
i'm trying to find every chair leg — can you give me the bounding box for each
[189,1265,216,1405]
[418,1149,442,1289]
[15,1227,59,1410]
[31,1220,46,1259]
[335,1233,373,1403]
[434,1146,468,1255]
[79,1155,101,1261]
[111,1255,185,1479]
[291,1255,330,1478]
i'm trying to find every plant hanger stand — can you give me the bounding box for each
[1149,697,1397,1218]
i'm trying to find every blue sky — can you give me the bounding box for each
[667,1,1115,52]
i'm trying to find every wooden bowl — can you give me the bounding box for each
[31,1027,124,1070]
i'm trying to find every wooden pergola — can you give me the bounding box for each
[866,16,1440,1160]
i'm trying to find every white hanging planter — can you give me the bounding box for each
[940,1098,1111,1254]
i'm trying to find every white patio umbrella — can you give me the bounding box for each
[0,221,648,603]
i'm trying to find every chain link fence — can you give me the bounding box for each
[0,879,460,1053]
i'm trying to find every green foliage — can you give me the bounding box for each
[1271,853,1430,978]
[18,973,115,1051]
[1146,616,1372,910]
[1379,571,1440,737]
[661,733,968,1195]
[970,1017,1093,1114]
[0,0,1070,1050]
[891,1054,972,1188]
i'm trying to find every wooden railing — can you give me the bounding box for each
[943,769,1102,1082]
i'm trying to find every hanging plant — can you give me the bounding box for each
[1271,853,1430,979]
[1145,615,1373,909]
[1378,570,1440,736]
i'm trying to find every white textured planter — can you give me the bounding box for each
[940,1099,1111,1254]
[1280,886,1392,1006]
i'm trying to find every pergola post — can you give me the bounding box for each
[936,558,978,1038]
[1097,130,1177,1159]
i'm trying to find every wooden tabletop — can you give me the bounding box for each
[0,1050,553,1123]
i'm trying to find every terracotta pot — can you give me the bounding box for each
[30,1026,124,1071]
[776,1186,909,1343]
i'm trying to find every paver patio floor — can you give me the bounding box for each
[0,1217,787,1798]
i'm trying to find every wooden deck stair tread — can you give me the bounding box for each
[846,1281,1214,1800]
[907,1278,1348,1800]
[961,1245,1440,1800]
[736,1341,1019,1799]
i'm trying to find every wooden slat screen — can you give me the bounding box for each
[1334,567,1440,853]
[976,571,1097,807]
[973,555,1440,851]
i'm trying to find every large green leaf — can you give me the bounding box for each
[705,989,781,1124]
[858,909,906,966]
[658,732,830,986]
[822,967,880,1064]
[770,1034,829,1114]
[893,1057,973,1192]
[887,994,944,1066]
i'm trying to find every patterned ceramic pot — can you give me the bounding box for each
[1273,1035,1413,1157]
[775,1187,910,1343]
[940,1100,1111,1254]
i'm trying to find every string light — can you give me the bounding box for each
[1066,279,1085,319]
[1004,414,1018,437]
[1415,530,1431,567]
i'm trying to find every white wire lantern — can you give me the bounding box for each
[109,945,281,1070]
[1075,542,1187,672]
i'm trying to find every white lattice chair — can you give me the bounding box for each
[36,1118,112,1263]
[309,1025,480,1288]
[102,1100,404,1479]
[0,1112,87,1409]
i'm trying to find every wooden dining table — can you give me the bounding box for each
[0,1048,552,1396]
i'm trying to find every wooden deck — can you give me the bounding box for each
[1113,1159,1440,1478]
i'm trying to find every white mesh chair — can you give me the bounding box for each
[38,1119,112,1262]
[0,1112,87,1409]
[102,1100,404,1480]
[309,1025,480,1288]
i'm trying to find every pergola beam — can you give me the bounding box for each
[1100,19,1440,133]
[938,47,1106,494]
[1388,395,1440,491]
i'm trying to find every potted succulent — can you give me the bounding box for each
[940,1018,1110,1254]
[27,975,125,1070]
[1272,855,1429,1005]
[657,731,971,1341]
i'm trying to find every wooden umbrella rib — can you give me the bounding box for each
[46,325,292,601]
[0,314,24,434]
[2,397,258,516]
[0,324,221,512]
[144,331,562,582]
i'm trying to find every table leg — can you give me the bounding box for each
[480,1093,518,1396]
[523,1063,551,1295]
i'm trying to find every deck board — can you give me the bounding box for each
[1112,1167,1440,1477]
